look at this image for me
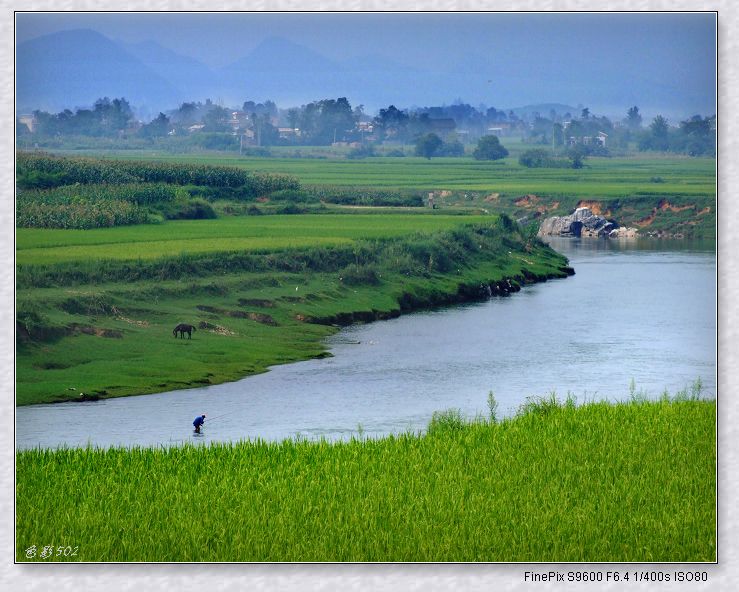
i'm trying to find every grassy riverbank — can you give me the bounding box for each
[17,214,571,405]
[16,395,715,562]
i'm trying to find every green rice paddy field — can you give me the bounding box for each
[16,213,487,265]
[16,396,715,562]
[88,151,716,198]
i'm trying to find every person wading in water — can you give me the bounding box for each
[193,414,206,434]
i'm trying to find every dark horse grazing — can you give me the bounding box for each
[173,323,196,339]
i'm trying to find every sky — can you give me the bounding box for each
[15,12,716,68]
[15,12,717,117]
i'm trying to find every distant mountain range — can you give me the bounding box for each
[16,28,705,120]
[17,29,461,117]
[17,30,181,116]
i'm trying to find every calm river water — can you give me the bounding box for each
[16,238,716,449]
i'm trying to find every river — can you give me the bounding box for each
[16,237,716,450]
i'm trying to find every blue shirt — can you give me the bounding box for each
[193,415,205,428]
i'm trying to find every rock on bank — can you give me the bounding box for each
[537,207,639,238]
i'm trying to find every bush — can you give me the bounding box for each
[277,203,307,215]
[473,135,509,161]
[306,186,424,207]
[187,133,239,151]
[566,145,588,169]
[346,145,376,159]
[154,197,217,220]
[438,140,465,157]
[339,263,381,286]
[415,133,443,159]
[16,169,72,189]
[518,148,558,168]
[268,189,318,203]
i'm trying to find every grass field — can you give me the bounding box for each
[16,395,715,562]
[81,150,716,199]
[17,215,571,405]
[16,213,487,265]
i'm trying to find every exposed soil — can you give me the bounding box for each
[197,321,236,336]
[68,324,123,338]
[636,200,697,227]
[514,194,540,208]
[575,200,611,217]
[196,304,277,325]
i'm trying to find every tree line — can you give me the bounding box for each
[18,96,715,157]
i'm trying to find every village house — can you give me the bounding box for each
[568,130,608,147]
[278,127,300,140]
[428,118,456,136]
[228,111,249,134]
[18,114,36,133]
[487,121,514,136]
[331,141,362,148]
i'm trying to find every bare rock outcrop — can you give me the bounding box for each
[538,207,618,238]
[608,227,639,238]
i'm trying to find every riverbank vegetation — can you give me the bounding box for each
[17,145,715,237]
[55,150,714,238]
[16,392,715,562]
[16,213,572,405]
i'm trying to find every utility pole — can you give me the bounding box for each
[552,124,556,151]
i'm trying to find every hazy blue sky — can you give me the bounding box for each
[16,12,715,68]
[15,12,716,116]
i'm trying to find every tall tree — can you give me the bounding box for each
[316,97,355,144]
[677,115,715,156]
[139,112,171,138]
[173,102,200,126]
[93,97,133,134]
[374,105,409,141]
[626,106,642,130]
[286,108,300,131]
[250,112,278,146]
[473,135,509,161]
[649,115,670,151]
[202,105,231,133]
[414,133,443,159]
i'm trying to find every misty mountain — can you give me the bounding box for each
[218,36,349,104]
[218,36,465,110]
[121,39,218,102]
[15,28,713,120]
[16,29,181,115]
